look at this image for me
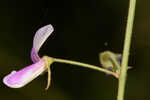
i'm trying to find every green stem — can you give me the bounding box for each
[51,57,118,78]
[117,0,136,100]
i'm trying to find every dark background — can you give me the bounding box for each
[0,0,149,100]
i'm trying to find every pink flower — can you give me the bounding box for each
[3,24,54,89]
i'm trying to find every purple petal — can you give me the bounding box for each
[3,58,47,88]
[116,54,122,66]
[31,48,40,63]
[31,24,54,63]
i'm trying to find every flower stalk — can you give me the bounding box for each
[51,57,118,78]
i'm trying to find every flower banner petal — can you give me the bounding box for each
[31,24,54,63]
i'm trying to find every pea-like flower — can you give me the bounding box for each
[3,24,54,90]
[3,24,121,90]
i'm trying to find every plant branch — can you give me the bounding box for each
[51,57,118,78]
[117,0,136,100]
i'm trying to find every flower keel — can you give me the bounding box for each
[3,58,47,88]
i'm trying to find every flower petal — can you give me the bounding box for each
[31,48,41,63]
[3,58,47,88]
[31,24,54,63]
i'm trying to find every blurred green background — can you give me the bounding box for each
[0,0,149,100]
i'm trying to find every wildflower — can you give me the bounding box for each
[3,24,54,90]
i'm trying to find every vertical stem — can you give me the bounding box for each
[117,0,136,100]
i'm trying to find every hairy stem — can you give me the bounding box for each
[52,57,118,78]
[117,0,136,100]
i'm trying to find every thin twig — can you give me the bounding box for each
[52,58,118,78]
